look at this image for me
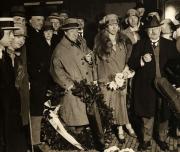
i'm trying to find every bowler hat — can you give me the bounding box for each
[11,5,26,17]
[42,21,53,31]
[61,18,80,30]
[0,17,20,30]
[30,6,44,17]
[48,12,61,20]
[144,15,162,28]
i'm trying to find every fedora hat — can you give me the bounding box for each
[48,12,61,20]
[61,18,80,30]
[147,8,162,17]
[0,17,20,30]
[11,5,26,17]
[144,15,163,28]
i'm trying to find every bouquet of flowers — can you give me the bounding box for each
[107,65,135,90]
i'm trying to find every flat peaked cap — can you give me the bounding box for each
[0,17,20,30]
[61,18,80,30]
[144,15,162,28]
[11,5,26,17]
[99,14,119,25]
[48,12,61,20]
[126,9,139,17]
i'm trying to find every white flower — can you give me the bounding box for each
[115,73,124,88]
[107,81,118,90]
[104,146,120,152]
[119,148,135,152]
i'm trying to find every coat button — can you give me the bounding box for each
[86,72,88,75]
[82,62,85,65]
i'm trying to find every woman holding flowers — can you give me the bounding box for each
[94,14,136,143]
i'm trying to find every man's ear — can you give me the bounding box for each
[29,17,32,25]
[0,28,4,40]
[64,31,67,36]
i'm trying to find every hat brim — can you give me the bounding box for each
[61,26,81,30]
[1,27,20,30]
[14,34,27,37]
[48,16,61,20]
[145,23,163,28]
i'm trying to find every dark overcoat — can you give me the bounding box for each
[50,36,94,126]
[128,37,179,118]
[26,25,53,116]
[0,50,26,152]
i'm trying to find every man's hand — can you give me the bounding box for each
[143,53,152,63]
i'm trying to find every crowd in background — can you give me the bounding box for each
[0,2,180,152]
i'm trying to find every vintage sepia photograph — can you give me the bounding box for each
[0,0,179,151]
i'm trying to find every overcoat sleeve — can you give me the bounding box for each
[50,56,74,90]
[128,41,142,70]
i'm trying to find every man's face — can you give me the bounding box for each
[0,30,14,47]
[128,15,139,28]
[65,28,79,43]
[13,16,26,26]
[43,30,53,40]
[11,36,25,49]
[50,18,60,31]
[137,8,145,17]
[30,16,44,31]
[147,26,161,40]
[106,23,119,35]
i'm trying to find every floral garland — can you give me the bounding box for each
[71,79,115,148]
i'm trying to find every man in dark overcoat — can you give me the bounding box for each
[128,16,180,151]
[26,6,51,151]
[0,17,26,152]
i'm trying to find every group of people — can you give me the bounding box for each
[0,2,180,152]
